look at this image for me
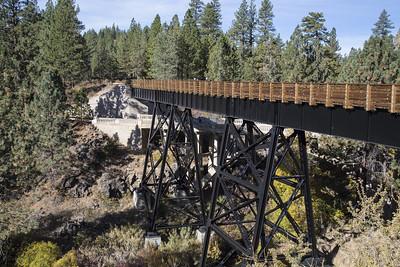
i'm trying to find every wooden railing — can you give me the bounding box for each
[132,80,400,114]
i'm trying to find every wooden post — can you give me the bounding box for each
[294,83,300,104]
[391,84,398,113]
[325,84,333,107]
[309,83,316,106]
[269,82,274,102]
[281,83,287,103]
[344,84,352,109]
[366,84,373,111]
[258,82,263,101]
[249,82,254,100]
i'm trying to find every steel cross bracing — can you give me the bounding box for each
[200,119,317,266]
[138,103,206,231]
[136,102,317,265]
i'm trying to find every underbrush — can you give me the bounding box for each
[332,185,400,267]
[78,225,201,266]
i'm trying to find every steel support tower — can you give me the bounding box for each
[200,118,317,266]
[137,103,206,231]
[137,104,317,265]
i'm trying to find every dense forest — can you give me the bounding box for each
[1,0,400,266]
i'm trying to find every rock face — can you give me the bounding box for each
[91,84,149,119]
[97,173,129,198]
[57,122,143,199]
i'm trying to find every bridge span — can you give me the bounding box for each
[132,80,400,148]
[130,79,400,266]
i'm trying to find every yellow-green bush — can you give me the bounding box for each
[53,250,78,267]
[16,241,61,267]
[269,168,344,239]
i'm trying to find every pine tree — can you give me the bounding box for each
[36,0,89,86]
[372,9,394,38]
[29,71,69,174]
[1,0,41,88]
[179,9,206,79]
[206,35,239,81]
[337,48,362,83]
[357,10,398,83]
[189,0,204,26]
[91,36,118,79]
[258,0,275,42]
[395,29,400,49]
[282,26,306,82]
[126,19,147,79]
[147,15,162,76]
[150,29,179,79]
[255,35,283,82]
[255,0,282,82]
[200,0,222,41]
[0,0,42,185]
[248,0,257,49]
[229,0,250,60]
[322,28,341,82]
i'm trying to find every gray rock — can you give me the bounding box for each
[97,172,128,198]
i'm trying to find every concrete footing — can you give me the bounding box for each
[145,232,162,248]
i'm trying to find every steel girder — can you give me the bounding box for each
[138,103,206,231]
[200,118,317,266]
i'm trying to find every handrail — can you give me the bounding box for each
[132,79,400,114]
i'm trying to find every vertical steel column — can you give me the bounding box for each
[187,109,207,224]
[252,127,279,254]
[200,119,231,267]
[140,102,158,189]
[200,123,318,266]
[298,130,317,257]
[150,105,175,232]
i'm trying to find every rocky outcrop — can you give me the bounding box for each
[57,122,143,199]
[90,84,149,119]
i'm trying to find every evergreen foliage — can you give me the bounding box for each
[179,10,206,79]
[188,0,204,26]
[36,0,89,86]
[150,29,179,79]
[147,14,162,76]
[206,35,239,81]
[372,10,394,38]
[255,0,282,82]
[228,0,252,61]
[200,0,222,42]
[339,10,399,84]
[29,72,69,175]
[258,0,275,42]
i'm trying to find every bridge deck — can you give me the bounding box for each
[131,80,400,148]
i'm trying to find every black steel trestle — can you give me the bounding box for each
[200,118,317,266]
[138,103,206,232]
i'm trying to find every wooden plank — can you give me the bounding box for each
[309,83,316,106]
[281,83,287,103]
[269,83,274,102]
[294,83,300,104]
[258,82,264,101]
[366,84,374,111]
[325,84,333,107]
[344,84,353,109]
[391,84,398,113]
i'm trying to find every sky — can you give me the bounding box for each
[37,0,400,55]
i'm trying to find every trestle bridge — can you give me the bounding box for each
[130,80,400,266]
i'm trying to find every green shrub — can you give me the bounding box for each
[53,250,78,267]
[16,241,61,267]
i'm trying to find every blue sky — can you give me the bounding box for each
[37,0,400,54]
